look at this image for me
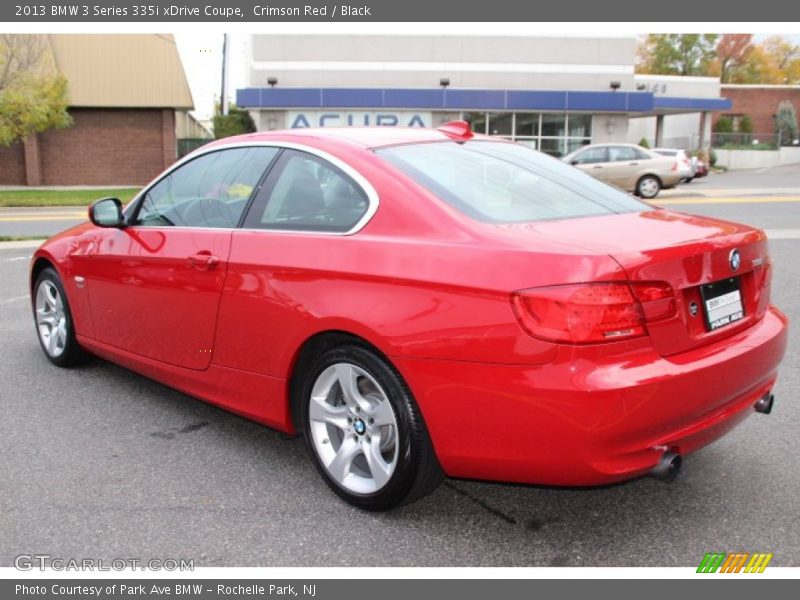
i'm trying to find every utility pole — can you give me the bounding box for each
[220,33,229,115]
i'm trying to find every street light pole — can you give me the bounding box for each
[220,33,229,116]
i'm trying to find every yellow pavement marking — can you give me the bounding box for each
[657,195,800,205]
[0,213,86,222]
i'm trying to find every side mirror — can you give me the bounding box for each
[88,197,125,228]
[570,160,580,166]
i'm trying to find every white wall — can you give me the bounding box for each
[592,114,630,144]
[714,146,800,170]
[250,35,637,90]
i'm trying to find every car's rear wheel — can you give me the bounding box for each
[33,267,88,367]
[636,175,661,199]
[300,344,443,510]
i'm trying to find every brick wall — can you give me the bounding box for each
[716,87,800,134]
[38,108,176,185]
[0,108,177,186]
[0,142,26,185]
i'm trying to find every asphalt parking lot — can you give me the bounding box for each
[1,168,799,567]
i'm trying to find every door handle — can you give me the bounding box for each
[592,165,603,169]
[629,162,639,166]
[187,252,220,271]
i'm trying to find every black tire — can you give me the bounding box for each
[300,344,444,510]
[32,267,89,368]
[636,174,661,199]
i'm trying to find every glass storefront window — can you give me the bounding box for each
[568,114,592,138]
[458,112,591,157]
[515,113,540,137]
[541,114,566,138]
[463,112,487,134]
[539,138,566,158]
[487,113,513,136]
[566,138,592,155]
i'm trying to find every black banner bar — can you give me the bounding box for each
[4,579,799,600]
[3,0,800,22]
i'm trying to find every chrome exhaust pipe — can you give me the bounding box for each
[755,393,774,415]
[650,451,682,482]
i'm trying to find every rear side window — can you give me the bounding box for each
[376,141,650,224]
[243,150,369,233]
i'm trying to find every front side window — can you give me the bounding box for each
[244,150,369,233]
[572,146,608,165]
[377,141,650,224]
[135,147,278,228]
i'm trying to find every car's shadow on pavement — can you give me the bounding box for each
[6,338,787,568]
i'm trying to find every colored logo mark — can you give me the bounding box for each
[697,552,773,573]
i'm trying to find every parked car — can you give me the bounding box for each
[31,122,787,510]
[562,143,683,198]
[694,158,709,178]
[653,148,695,182]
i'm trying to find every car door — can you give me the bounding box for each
[79,146,279,370]
[569,146,611,183]
[211,148,374,377]
[605,145,647,190]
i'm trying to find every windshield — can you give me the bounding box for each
[376,141,652,224]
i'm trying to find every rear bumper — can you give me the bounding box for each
[395,306,788,486]
[661,173,685,188]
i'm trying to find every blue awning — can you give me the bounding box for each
[237,87,731,114]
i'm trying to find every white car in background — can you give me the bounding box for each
[653,148,695,182]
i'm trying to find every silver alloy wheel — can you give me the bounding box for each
[35,280,67,358]
[638,176,659,198]
[308,363,399,494]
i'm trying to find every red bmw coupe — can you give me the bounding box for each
[30,122,788,510]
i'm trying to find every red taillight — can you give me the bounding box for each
[671,161,679,171]
[511,282,676,344]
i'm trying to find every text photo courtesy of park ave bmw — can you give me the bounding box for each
[1,1,800,591]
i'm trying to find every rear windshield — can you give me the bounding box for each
[376,141,651,224]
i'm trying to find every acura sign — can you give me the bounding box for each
[289,111,432,129]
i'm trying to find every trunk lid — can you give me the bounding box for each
[498,210,773,356]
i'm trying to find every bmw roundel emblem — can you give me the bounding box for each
[729,249,741,272]
[354,419,366,435]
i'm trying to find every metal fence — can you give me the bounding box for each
[177,138,213,158]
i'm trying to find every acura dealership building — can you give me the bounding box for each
[237,34,730,156]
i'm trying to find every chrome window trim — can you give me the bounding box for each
[124,140,380,236]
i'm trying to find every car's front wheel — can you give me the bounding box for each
[300,344,443,510]
[636,175,662,199]
[33,267,88,367]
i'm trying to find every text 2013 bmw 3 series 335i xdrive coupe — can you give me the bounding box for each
[30,122,788,510]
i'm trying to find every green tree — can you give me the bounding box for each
[0,35,71,146]
[713,116,734,133]
[213,106,256,139]
[775,100,798,145]
[637,34,719,76]
[739,115,753,134]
